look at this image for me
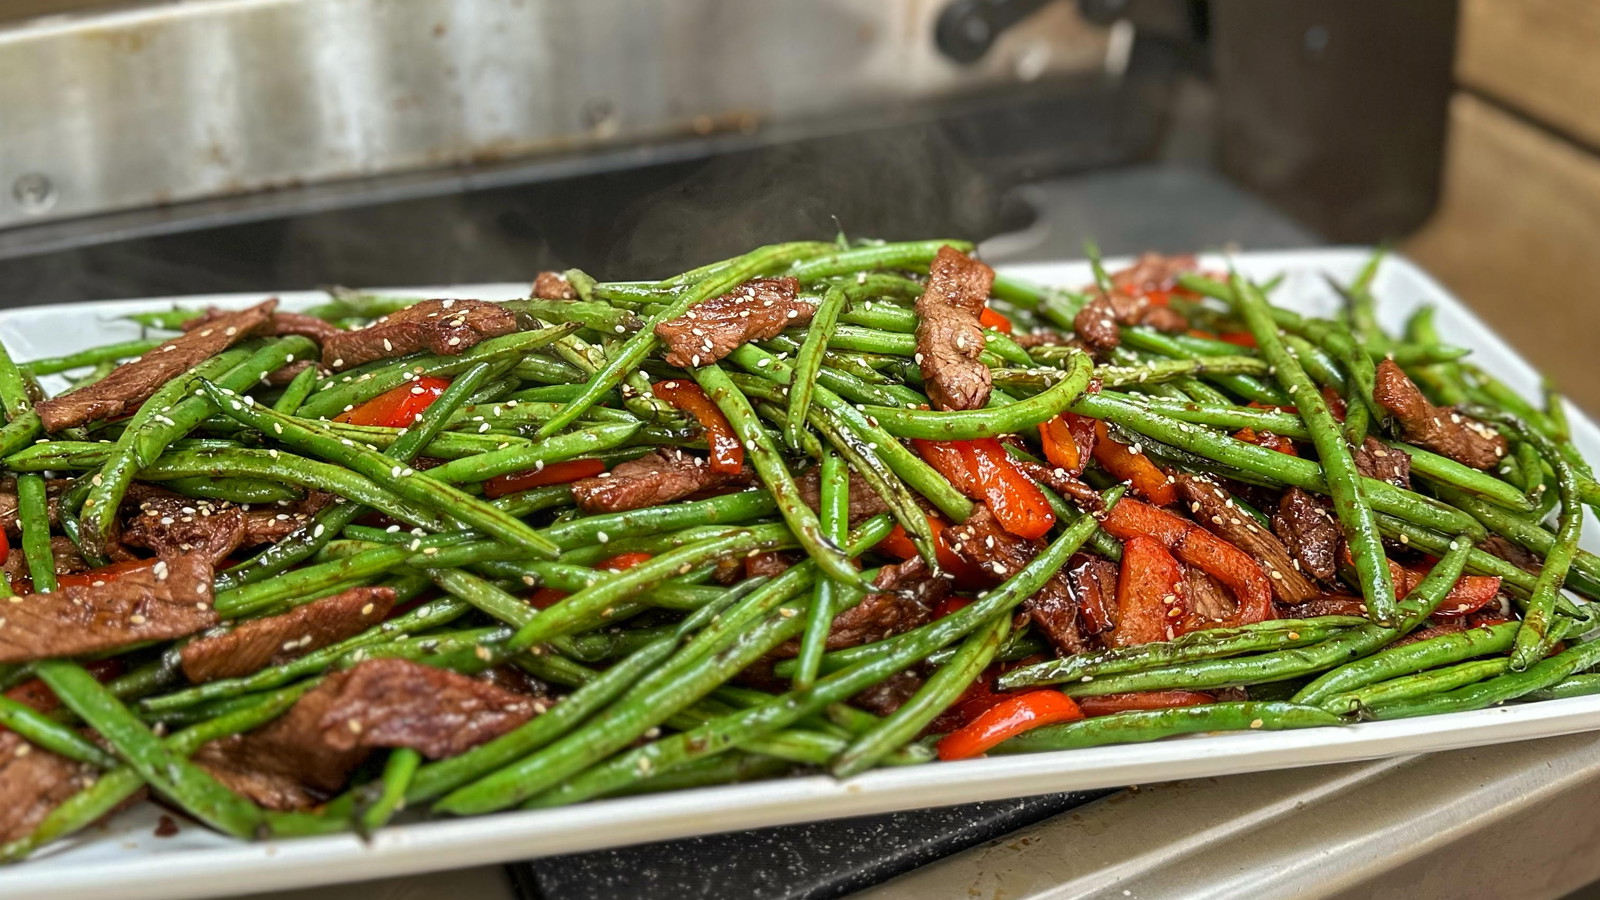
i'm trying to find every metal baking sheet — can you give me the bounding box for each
[3,248,1595,900]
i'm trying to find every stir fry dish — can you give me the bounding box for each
[2,238,1598,857]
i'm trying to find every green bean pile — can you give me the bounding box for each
[2,237,1598,860]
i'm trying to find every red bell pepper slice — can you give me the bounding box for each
[1091,421,1177,506]
[936,690,1084,760]
[54,558,161,590]
[1216,331,1257,348]
[876,516,989,588]
[482,458,606,499]
[529,552,652,609]
[1387,556,1502,619]
[1109,536,1185,646]
[1103,499,1275,630]
[334,376,452,427]
[1077,690,1216,717]
[652,379,743,474]
[1038,412,1097,476]
[0,529,8,567]
[979,307,1014,334]
[914,439,1055,540]
[1233,428,1299,456]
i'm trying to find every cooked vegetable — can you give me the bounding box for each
[0,239,1591,861]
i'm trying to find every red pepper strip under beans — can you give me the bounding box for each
[1385,557,1502,620]
[1102,498,1275,630]
[979,307,1014,334]
[334,375,452,427]
[1091,420,1178,506]
[936,690,1083,760]
[1039,411,1096,475]
[652,379,744,474]
[877,516,988,588]
[1077,690,1216,717]
[482,458,606,499]
[528,552,654,609]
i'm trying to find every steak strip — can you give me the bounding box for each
[36,300,278,431]
[195,659,541,809]
[570,448,753,514]
[0,555,216,664]
[655,277,812,369]
[1177,474,1321,605]
[321,299,523,371]
[914,246,994,411]
[945,504,1086,653]
[1272,487,1341,583]
[179,586,397,683]
[1373,358,1508,470]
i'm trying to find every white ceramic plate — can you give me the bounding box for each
[3,249,1596,900]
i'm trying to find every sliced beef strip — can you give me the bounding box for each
[120,495,246,563]
[851,670,925,718]
[36,300,278,432]
[1014,459,1105,512]
[0,730,97,844]
[1072,290,1189,355]
[1183,567,1235,623]
[183,306,343,345]
[1479,534,1542,574]
[179,586,397,683]
[570,448,753,514]
[321,299,522,371]
[944,504,1085,654]
[532,271,577,300]
[1110,252,1199,296]
[196,658,541,810]
[242,492,335,545]
[0,555,215,664]
[796,466,894,525]
[1177,474,1321,605]
[654,277,812,369]
[264,358,324,387]
[1273,488,1341,583]
[1294,594,1371,619]
[1373,358,1508,470]
[743,551,798,580]
[914,246,994,411]
[317,658,540,758]
[825,556,945,649]
[1067,553,1120,636]
[1351,436,1412,489]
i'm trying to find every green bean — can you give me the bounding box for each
[1294,620,1519,706]
[1499,422,1583,670]
[833,611,1009,776]
[1364,635,1600,719]
[0,412,41,457]
[1528,673,1600,701]
[864,351,1092,441]
[160,475,303,504]
[1325,658,1511,716]
[1399,441,1536,512]
[16,472,55,592]
[999,617,1365,689]
[420,421,639,484]
[505,524,795,651]
[786,240,967,282]
[21,338,166,376]
[356,749,420,834]
[504,298,643,334]
[1229,274,1396,623]
[271,363,321,415]
[694,364,868,591]
[785,285,846,452]
[200,380,559,559]
[793,446,848,690]
[0,694,120,768]
[995,702,1343,753]
[36,660,264,838]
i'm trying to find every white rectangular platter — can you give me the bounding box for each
[2,248,1597,900]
